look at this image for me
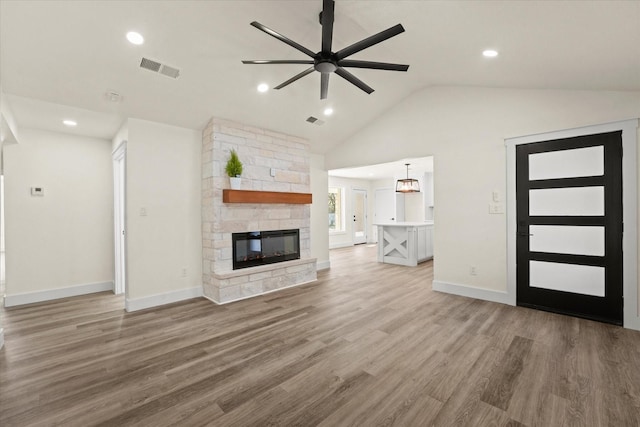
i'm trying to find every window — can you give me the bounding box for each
[328,187,344,232]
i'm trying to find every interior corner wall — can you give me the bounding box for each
[325,86,640,296]
[310,153,330,268]
[125,119,202,302]
[3,128,114,296]
[112,120,128,152]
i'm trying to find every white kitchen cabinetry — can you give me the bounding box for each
[375,222,434,267]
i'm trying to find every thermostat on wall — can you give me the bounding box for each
[31,187,44,197]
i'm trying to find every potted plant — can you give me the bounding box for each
[225,149,243,190]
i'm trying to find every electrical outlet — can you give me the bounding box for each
[470,266,477,276]
[181,268,187,277]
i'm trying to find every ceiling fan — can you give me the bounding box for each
[242,0,409,99]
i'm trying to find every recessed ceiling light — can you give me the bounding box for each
[482,49,499,58]
[257,83,269,93]
[126,31,144,45]
[324,107,334,116]
[63,120,77,127]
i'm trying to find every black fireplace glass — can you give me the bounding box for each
[232,229,300,270]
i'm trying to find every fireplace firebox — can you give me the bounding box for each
[232,229,300,270]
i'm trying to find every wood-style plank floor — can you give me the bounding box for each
[1,244,640,426]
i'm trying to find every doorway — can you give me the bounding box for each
[352,189,367,245]
[112,143,126,296]
[516,132,622,324]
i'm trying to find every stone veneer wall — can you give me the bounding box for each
[202,117,317,303]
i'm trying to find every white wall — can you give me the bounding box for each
[3,129,114,295]
[125,119,202,304]
[326,86,640,295]
[310,154,330,269]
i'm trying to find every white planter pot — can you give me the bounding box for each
[229,177,242,190]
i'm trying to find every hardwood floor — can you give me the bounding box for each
[1,244,640,426]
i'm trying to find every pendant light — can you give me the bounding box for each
[396,163,420,193]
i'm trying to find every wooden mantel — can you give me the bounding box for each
[222,189,312,204]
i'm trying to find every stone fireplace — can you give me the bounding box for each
[201,117,317,304]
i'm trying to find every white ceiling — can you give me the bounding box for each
[329,157,433,181]
[1,1,639,154]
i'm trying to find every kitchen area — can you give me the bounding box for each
[328,158,434,267]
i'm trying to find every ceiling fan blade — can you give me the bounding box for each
[321,0,335,53]
[250,21,316,58]
[320,73,330,100]
[274,67,315,90]
[335,24,405,60]
[242,60,314,65]
[335,67,374,94]
[337,60,409,71]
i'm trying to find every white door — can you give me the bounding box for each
[375,188,395,223]
[113,143,127,295]
[353,189,367,245]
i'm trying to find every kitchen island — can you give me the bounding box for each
[375,222,434,267]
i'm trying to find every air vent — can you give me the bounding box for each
[140,57,161,72]
[140,57,181,79]
[306,116,325,126]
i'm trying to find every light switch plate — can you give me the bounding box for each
[489,203,504,214]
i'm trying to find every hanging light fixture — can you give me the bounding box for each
[396,163,420,193]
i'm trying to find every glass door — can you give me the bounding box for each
[516,131,623,324]
[353,189,367,245]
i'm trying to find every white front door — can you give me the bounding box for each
[353,189,367,245]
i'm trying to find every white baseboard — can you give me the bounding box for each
[4,281,114,307]
[432,280,511,305]
[625,315,640,331]
[205,279,317,305]
[316,260,330,271]
[329,242,353,250]
[125,286,203,312]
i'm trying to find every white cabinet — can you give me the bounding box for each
[376,223,434,267]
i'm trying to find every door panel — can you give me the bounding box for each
[529,261,605,297]
[516,131,623,324]
[353,189,367,245]
[529,186,604,216]
[529,225,604,256]
[529,146,604,180]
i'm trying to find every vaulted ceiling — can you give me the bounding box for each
[1,1,639,153]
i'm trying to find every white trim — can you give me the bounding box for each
[4,281,113,307]
[432,280,511,305]
[505,119,639,330]
[205,279,317,305]
[112,142,127,297]
[0,328,4,349]
[316,260,331,270]
[125,286,203,312]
